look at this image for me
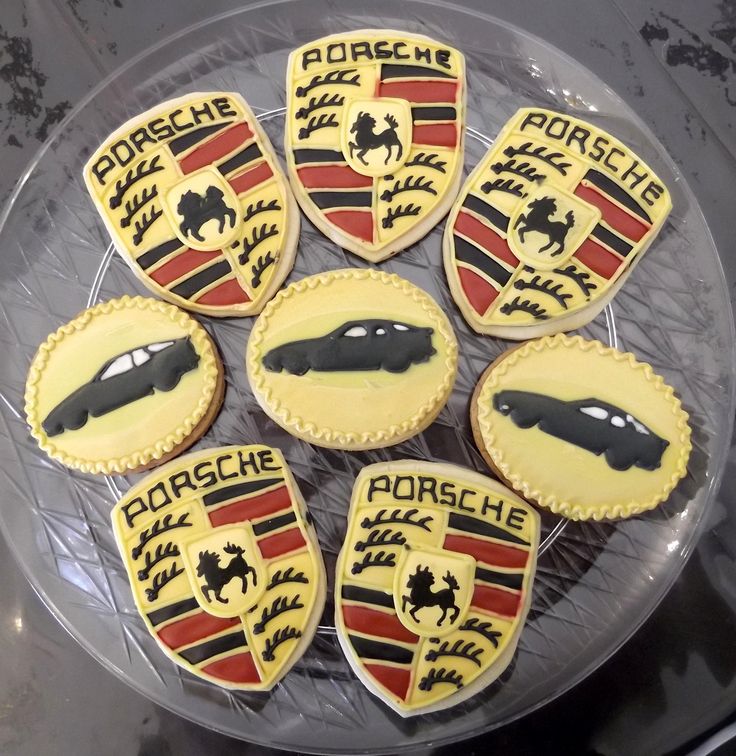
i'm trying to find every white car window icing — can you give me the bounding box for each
[375,328,387,336]
[610,415,626,428]
[100,353,134,381]
[147,340,175,353]
[626,413,650,435]
[393,323,409,331]
[132,348,151,367]
[579,406,608,421]
[343,326,368,338]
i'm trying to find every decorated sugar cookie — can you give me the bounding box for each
[471,334,691,520]
[286,30,466,262]
[84,92,299,316]
[444,108,672,339]
[25,296,223,474]
[335,461,540,716]
[112,445,325,690]
[246,269,457,450]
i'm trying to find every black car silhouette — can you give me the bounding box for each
[492,389,669,471]
[262,319,435,376]
[42,337,200,436]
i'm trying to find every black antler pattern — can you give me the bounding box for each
[514,275,572,309]
[243,198,281,223]
[298,113,339,139]
[460,618,502,648]
[109,156,164,209]
[262,625,302,662]
[119,186,159,228]
[131,512,191,559]
[380,175,437,202]
[553,264,598,297]
[295,93,345,119]
[480,178,526,198]
[418,667,464,691]
[351,550,396,575]
[253,595,304,635]
[137,541,180,581]
[144,562,184,602]
[360,508,433,532]
[354,528,406,552]
[295,69,360,97]
[267,567,309,590]
[503,142,572,175]
[499,296,549,320]
[491,158,545,184]
[132,207,163,246]
[425,640,483,667]
[405,152,447,173]
[250,251,276,288]
[239,223,279,265]
[381,203,421,229]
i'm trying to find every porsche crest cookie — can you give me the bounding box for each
[247,269,458,450]
[444,108,672,339]
[25,296,223,474]
[471,334,691,520]
[335,461,540,716]
[84,92,299,317]
[286,30,466,261]
[112,445,326,690]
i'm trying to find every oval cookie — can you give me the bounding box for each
[84,92,299,316]
[25,296,223,474]
[335,460,540,716]
[471,334,691,520]
[286,30,466,262]
[444,108,672,339]
[246,269,457,450]
[112,445,326,690]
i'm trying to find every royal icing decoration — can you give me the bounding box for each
[247,269,458,450]
[471,334,691,520]
[112,445,326,690]
[444,108,672,339]
[286,30,466,262]
[25,296,223,474]
[335,461,540,716]
[84,92,299,317]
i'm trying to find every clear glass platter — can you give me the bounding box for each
[0,2,733,752]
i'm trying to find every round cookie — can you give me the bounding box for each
[471,334,691,520]
[246,268,458,450]
[25,295,223,474]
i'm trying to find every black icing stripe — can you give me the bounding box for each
[169,122,232,156]
[293,148,346,165]
[348,635,414,664]
[341,584,394,609]
[453,235,512,286]
[411,106,456,121]
[591,224,633,256]
[475,567,524,591]
[309,190,372,209]
[583,169,652,223]
[462,194,510,233]
[178,630,247,664]
[170,260,232,298]
[217,142,262,176]
[381,63,456,80]
[447,513,530,546]
[203,477,284,507]
[252,511,297,536]
[147,597,199,626]
[136,239,184,270]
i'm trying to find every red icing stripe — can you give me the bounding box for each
[149,248,222,286]
[443,534,529,569]
[229,161,273,195]
[258,527,307,559]
[412,123,457,148]
[324,210,374,243]
[455,211,519,268]
[157,612,241,650]
[574,237,623,279]
[297,165,372,189]
[180,123,253,174]
[195,277,251,305]
[378,80,458,103]
[364,663,411,701]
[342,606,419,644]
[471,584,521,618]
[209,486,292,528]
[201,651,261,683]
[457,266,499,315]
[574,184,649,242]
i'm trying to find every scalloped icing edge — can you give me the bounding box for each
[24,295,221,474]
[247,268,458,448]
[474,333,692,521]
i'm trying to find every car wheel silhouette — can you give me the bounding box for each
[604,447,636,472]
[509,408,541,429]
[283,355,310,376]
[65,408,89,432]
[154,372,182,392]
[383,355,411,373]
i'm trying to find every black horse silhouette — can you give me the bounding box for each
[401,565,460,626]
[196,542,257,604]
[514,196,575,256]
[348,112,403,166]
[177,185,236,242]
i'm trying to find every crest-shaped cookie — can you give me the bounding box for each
[286,30,466,261]
[112,445,326,690]
[444,108,672,339]
[335,461,540,716]
[84,92,299,317]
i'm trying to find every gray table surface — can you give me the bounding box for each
[1,1,736,754]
